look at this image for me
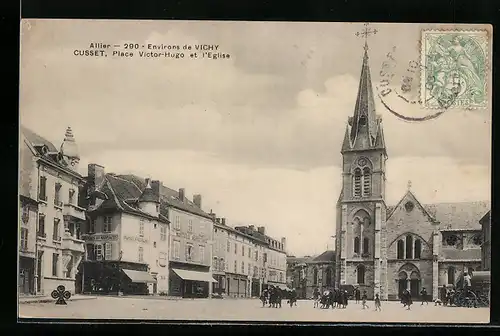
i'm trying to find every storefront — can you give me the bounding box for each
[226,274,248,298]
[82,260,155,295]
[212,273,226,294]
[169,263,216,298]
[251,278,260,297]
[19,256,35,295]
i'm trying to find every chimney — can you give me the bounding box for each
[216,217,221,224]
[281,237,287,250]
[249,225,255,231]
[87,163,105,196]
[178,188,185,202]
[221,218,226,226]
[151,180,161,199]
[193,194,202,208]
[257,226,265,235]
[209,210,216,221]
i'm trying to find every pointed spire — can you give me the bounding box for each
[350,45,378,146]
[60,126,80,159]
[139,177,160,203]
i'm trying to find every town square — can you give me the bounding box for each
[18,20,491,323]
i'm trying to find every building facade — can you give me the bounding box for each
[81,165,170,295]
[334,43,489,301]
[480,210,491,271]
[19,126,86,295]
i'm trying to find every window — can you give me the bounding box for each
[362,167,371,197]
[52,253,59,276]
[354,237,360,254]
[242,245,245,257]
[173,240,180,259]
[199,245,205,263]
[363,238,369,255]
[160,225,167,241]
[159,252,167,266]
[353,168,362,197]
[94,244,103,261]
[279,272,283,283]
[175,216,181,230]
[255,250,258,261]
[447,266,455,285]
[248,247,251,258]
[357,265,365,284]
[54,183,62,206]
[220,258,225,271]
[405,201,414,212]
[227,241,230,252]
[445,234,459,246]
[186,244,193,261]
[139,219,144,237]
[138,246,144,263]
[405,235,413,259]
[188,219,193,233]
[86,244,94,260]
[313,268,318,285]
[263,253,267,263]
[241,261,245,274]
[21,206,30,225]
[20,228,28,250]
[234,243,237,254]
[153,241,156,248]
[248,263,251,275]
[103,216,112,233]
[53,218,60,241]
[234,260,237,273]
[68,189,75,205]
[37,214,46,237]
[213,257,218,269]
[414,239,422,259]
[397,239,404,259]
[472,234,482,246]
[104,242,112,260]
[39,176,47,201]
[89,219,96,233]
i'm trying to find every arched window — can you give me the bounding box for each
[405,235,413,259]
[448,266,455,285]
[326,267,332,286]
[313,268,318,285]
[362,167,371,197]
[397,240,404,259]
[363,238,369,255]
[354,237,360,254]
[357,265,365,284]
[414,239,421,259]
[353,168,362,197]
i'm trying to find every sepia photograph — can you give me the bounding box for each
[18,20,491,323]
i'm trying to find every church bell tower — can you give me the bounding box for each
[335,28,389,299]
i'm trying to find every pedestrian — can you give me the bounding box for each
[440,284,447,306]
[420,287,429,305]
[404,290,412,310]
[355,287,361,304]
[289,288,297,307]
[277,288,283,308]
[313,288,320,308]
[361,291,369,309]
[260,289,268,307]
[374,293,381,311]
[344,290,349,308]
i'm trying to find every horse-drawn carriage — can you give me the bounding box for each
[451,271,490,308]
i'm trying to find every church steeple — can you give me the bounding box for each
[341,43,386,154]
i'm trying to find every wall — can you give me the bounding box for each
[438,262,481,287]
[386,260,433,299]
[212,225,228,273]
[169,208,212,268]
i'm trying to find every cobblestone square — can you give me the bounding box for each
[19,297,489,323]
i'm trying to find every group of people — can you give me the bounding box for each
[260,286,298,308]
[313,288,350,309]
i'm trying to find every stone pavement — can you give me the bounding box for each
[19,297,489,323]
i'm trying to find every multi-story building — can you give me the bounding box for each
[19,126,86,295]
[480,210,491,271]
[234,225,288,294]
[286,255,312,299]
[211,216,229,295]
[80,165,170,295]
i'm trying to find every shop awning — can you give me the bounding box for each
[172,269,218,283]
[122,269,156,283]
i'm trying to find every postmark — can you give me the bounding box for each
[420,30,488,110]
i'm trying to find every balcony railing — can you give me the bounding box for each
[38,195,47,202]
[63,203,86,220]
[54,200,63,209]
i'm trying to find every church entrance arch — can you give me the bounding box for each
[398,263,421,299]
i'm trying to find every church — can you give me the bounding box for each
[334,42,489,301]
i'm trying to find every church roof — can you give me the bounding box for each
[311,250,336,263]
[21,125,58,152]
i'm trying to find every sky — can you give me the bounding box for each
[19,20,491,257]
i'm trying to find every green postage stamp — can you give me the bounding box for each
[420,30,489,109]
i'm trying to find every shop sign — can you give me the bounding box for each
[174,231,208,243]
[124,235,149,244]
[81,234,118,241]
